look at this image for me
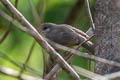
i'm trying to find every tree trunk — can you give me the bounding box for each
[95,0,120,75]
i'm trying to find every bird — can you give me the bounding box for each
[41,23,94,53]
[39,23,94,78]
[41,23,86,46]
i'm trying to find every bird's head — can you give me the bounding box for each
[41,23,57,34]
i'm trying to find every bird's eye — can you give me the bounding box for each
[43,26,49,30]
[43,26,51,33]
[42,23,53,33]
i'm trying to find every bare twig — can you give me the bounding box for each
[0,0,80,79]
[105,71,120,80]
[46,39,120,67]
[0,67,42,80]
[85,0,95,31]
[44,37,120,79]
[73,65,107,80]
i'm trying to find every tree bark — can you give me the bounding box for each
[95,0,120,75]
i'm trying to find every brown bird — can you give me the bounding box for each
[39,23,94,78]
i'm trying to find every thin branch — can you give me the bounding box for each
[73,65,107,80]
[0,67,42,80]
[0,1,80,79]
[85,0,95,31]
[45,37,120,78]
[105,71,120,80]
[46,39,120,67]
[18,41,36,78]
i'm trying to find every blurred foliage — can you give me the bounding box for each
[0,0,94,80]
